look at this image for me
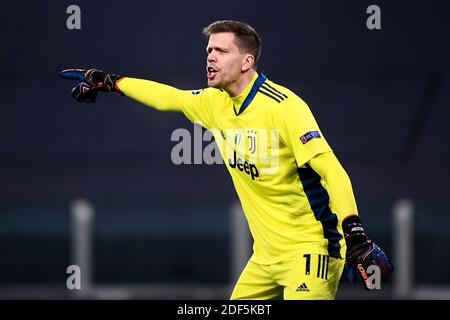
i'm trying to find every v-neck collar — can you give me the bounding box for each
[232,72,267,116]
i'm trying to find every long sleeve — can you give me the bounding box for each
[308,151,358,221]
[116,77,217,129]
[276,96,357,220]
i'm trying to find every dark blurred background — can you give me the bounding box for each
[0,0,449,299]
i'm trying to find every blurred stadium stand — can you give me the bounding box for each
[0,0,449,299]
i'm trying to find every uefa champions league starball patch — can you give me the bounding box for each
[300,131,321,144]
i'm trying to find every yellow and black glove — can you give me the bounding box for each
[59,68,123,103]
[343,215,394,290]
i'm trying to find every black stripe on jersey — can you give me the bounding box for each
[258,88,282,103]
[325,256,330,280]
[317,254,322,278]
[298,165,343,258]
[321,255,326,279]
[263,82,288,99]
[260,83,286,101]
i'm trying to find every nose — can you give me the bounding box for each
[207,52,217,63]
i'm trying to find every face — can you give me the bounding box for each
[206,32,249,89]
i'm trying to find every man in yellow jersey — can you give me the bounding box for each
[60,20,393,300]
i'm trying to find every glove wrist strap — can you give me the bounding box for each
[342,215,368,248]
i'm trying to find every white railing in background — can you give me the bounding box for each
[230,201,251,285]
[2,197,444,299]
[393,198,415,299]
[71,198,94,296]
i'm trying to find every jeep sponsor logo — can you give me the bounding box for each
[228,150,259,180]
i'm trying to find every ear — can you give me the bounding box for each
[241,54,255,72]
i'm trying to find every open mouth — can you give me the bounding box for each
[207,66,218,79]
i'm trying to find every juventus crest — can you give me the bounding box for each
[247,129,257,154]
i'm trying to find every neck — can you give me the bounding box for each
[224,69,256,97]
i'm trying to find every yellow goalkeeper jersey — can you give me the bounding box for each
[117,72,351,264]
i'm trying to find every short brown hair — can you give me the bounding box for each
[202,20,262,68]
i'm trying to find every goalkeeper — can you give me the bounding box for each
[60,20,393,299]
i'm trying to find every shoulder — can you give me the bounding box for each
[258,79,310,118]
[258,78,307,109]
[197,87,229,99]
[257,79,291,104]
[190,87,230,110]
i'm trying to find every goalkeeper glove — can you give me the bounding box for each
[343,215,394,290]
[59,68,123,103]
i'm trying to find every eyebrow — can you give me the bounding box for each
[206,46,228,53]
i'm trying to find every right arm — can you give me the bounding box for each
[59,69,217,129]
[117,77,203,111]
[117,77,214,129]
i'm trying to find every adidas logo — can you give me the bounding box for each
[296,283,310,292]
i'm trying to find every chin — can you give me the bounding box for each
[207,80,222,88]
